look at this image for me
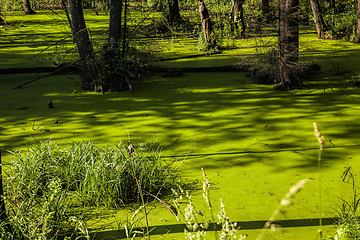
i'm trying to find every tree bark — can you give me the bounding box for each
[230,0,246,37]
[357,0,360,41]
[68,0,100,91]
[198,0,215,48]
[279,0,286,61]
[122,0,127,59]
[166,0,181,26]
[285,0,299,63]
[260,0,270,16]
[108,0,122,48]
[103,0,127,92]
[277,0,303,90]
[310,0,325,39]
[23,0,37,15]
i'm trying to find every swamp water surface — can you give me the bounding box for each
[1,10,360,240]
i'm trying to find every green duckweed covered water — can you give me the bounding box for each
[2,10,360,240]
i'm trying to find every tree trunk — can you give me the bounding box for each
[285,0,299,63]
[239,1,245,36]
[103,0,123,92]
[310,0,325,39]
[277,0,303,90]
[166,0,181,26]
[102,0,132,92]
[23,0,37,15]
[260,0,270,17]
[108,0,122,48]
[68,0,100,91]
[230,0,246,37]
[122,0,128,59]
[279,0,286,62]
[357,0,360,41]
[198,0,215,49]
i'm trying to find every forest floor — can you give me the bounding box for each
[2,10,360,240]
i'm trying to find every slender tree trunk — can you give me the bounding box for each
[122,0,127,59]
[68,0,99,91]
[230,0,238,33]
[239,1,245,36]
[198,0,215,48]
[230,0,246,37]
[279,0,286,63]
[166,0,181,25]
[277,0,303,90]
[310,0,325,39]
[102,0,131,92]
[260,0,270,17]
[108,0,122,48]
[101,0,123,92]
[285,0,299,63]
[357,0,360,41]
[23,0,37,15]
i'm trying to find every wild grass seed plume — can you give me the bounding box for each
[314,122,325,237]
[256,179,309,240]
[172,168,246,240]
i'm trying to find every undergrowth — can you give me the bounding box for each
[7,139,179,208]
[0,138,181,239]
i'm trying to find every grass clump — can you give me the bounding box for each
[1,138,181,238]
[7,139,179,208]
[2,175,86,239]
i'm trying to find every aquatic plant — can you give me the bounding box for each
[7,139,179,208]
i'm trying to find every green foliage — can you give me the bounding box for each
[324,11,357,41]
[196,29,208,51]
[2,176,88,239]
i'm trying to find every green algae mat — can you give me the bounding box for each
[2,10,360,240]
